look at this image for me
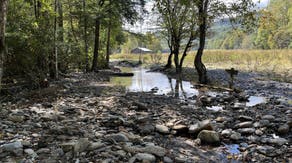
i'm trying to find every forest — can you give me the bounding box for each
[0,0,291,162]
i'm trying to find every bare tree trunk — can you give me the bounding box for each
[179,32,194,70]
[173,42,180,73]
[83,0,89,72]
[165,40,173,69]
[195,0,208,84]
[58,0,63,42]
[106,20,111,69]
[92,18,100,72]
[165,51,173,68]
[0,0,8,90]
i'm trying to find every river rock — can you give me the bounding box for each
[123,144,166,157]
[155,124,170,134]
[139,124,155,134]
[238,128,255,134]
[88,142,105,151]
[164,156,174,163]
[2,141,23,156]
[7,115,24,123]
[172,124,188,134]
[74,138,90,153]
[230,132,241,140]
[134,153,156,162]
[189,120,213,134]
[262,115,275,121]
[238,115,253,121]
[278,124,289,134]
[268,138,288,146]
[221,129,232,137]
[24,148,37,158]
[257,146,277,157]
[235,121,253,128]
[197,130,220,144]
[106,132,129,142]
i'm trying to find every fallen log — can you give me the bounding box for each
[110,72,134,77]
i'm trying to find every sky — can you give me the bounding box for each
[124,0,270,33]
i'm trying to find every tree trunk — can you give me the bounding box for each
[173,44,180,73]
[83,0,89,72]
[106,20,111,69]
[195,0,208,84]
[50,0,58,79]
[0,0,7,90]
[165,51,173,68]
[57,0,63,42]
[92,18,100,72]
[179,33,194,71]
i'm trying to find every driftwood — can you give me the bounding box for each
[192,83,236,92]
[109,72,134,77]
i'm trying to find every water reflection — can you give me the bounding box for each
[246,96,266,107]
[110,67,198,99]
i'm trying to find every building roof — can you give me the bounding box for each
[133,47,152,52]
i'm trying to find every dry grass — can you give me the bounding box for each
[111,50,292,82]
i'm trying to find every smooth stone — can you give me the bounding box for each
[258,119,269,126]
[278,124,289,134]
[24,148,35,155]
[106,133,129,142]
[262,115,275,121]
[189,120,213,134]
[255,129,263,136]
[164,156,174,163]
[235,121,253,128]
[60,142,75,152]
[238,128,255,134]
[135,153,156,162]
[268,138,288,146]
[172,124,188,134]
[2,141,23,156]
[238,115,253,121]
[88,142,105,151]
[197,130,220,144]
[74,138,90,153]
[175,157,188,163]
[155,124,170,134]
[230,132,241,140]
[7,115,24,123]
[257,146,278,157]
[139,124,155,134]
[221,129,232,137]
[123,145,166,157]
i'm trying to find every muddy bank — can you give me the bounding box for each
[0,68,291,162]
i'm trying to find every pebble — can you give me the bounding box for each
[189,120,213,134]
[155,124,170,134]
[135,153,156,162]
[278,124,289,134]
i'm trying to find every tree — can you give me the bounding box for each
[0,0,8,90]
[155,0,198,73]
[193,0,255,83]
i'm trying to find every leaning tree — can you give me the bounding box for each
[194,0,256,83]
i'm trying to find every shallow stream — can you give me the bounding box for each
[110,67,266,106]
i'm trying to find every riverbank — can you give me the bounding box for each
[112,49,292,83]
[0,65,291,162]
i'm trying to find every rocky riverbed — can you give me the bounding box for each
[0,67,291,163]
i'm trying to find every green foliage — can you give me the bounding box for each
[207,0,292,50]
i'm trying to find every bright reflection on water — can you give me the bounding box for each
[110,67,199,98]
[246,96,266,107]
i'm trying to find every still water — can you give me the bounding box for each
[110,67,199,99]
[110,67,266,106]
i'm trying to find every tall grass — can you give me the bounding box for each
[111,50,292,82]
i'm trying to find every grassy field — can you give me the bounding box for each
[111,50,292,82]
